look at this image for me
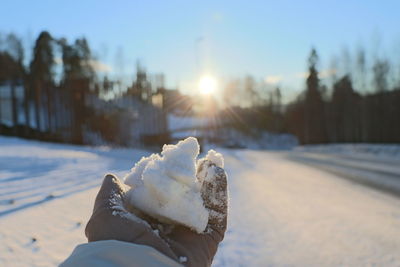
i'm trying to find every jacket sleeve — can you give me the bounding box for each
[60,240,183,267]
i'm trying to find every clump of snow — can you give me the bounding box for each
[124,137,224,233]
[179,256,188,263]
[205,150,224,168]
[125,154,160,188]
[196,150,224,186]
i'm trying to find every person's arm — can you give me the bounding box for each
[60,240,182,267]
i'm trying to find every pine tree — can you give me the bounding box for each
[304,48,326,143]
[29,31,54,133]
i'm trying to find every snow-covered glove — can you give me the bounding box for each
[85,174,180,262]
[156,161,228,267]
[85,165,228,267]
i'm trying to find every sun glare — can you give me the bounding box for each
[198,75,217,95]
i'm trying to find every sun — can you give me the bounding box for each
[198,75,217,95]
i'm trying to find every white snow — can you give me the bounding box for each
[0,136,146,216]
[204,149,224,168]
[296,143,400,160]
[125,153,159,188]
[179,256,188,263]
[196,150,224,187]
[212,149,400,266]
[291,144,400,195]
[0,187,98,266]
[124,137,224,233]
[1,136,400,266]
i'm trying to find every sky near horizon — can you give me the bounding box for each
[1,0,400,101]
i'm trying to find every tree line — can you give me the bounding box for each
[285,48,400,144]
[1,31,399,146]
[0,31,96,143]
[0,31,161,145]
[220,46,400,145]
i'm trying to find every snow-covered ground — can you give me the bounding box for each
[296,143,400,160]
[1,136,400,266]
[0,137,147,217]
[291,144,400,196]
[214,149,400,266]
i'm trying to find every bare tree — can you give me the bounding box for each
[373,59,390,92]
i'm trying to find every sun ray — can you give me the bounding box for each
[198,75,217,95]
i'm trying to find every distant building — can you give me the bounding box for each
[113,94,167,147]
[84,74,168,147]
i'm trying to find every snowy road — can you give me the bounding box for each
[1,137,400,266]
[214,149,400,266]
[288,151,400,196]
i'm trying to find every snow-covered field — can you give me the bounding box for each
[0,137,147,217]
[1,136,400,266]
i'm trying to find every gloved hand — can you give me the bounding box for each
[85,174,179,261]
[85,161,228,267]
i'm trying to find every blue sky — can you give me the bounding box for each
[1,0,400,100]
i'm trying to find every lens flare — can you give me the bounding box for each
[198,75,217,95]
